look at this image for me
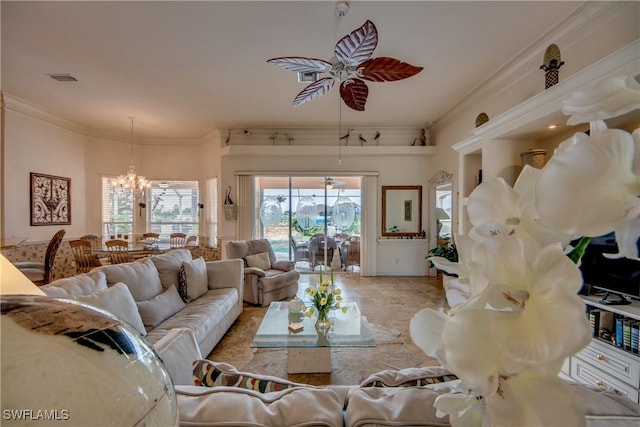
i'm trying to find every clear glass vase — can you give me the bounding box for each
[315,307,331,333]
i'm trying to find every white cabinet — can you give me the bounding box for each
[376,238,429,276]
[565,296,640,404]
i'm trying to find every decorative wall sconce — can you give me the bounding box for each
[223,186,237,221]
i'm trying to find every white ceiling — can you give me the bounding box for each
[1,1,585,140]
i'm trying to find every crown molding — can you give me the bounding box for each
[3,92,88,135]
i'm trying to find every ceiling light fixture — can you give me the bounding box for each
[548,124,558,129]
[111,117,150,201]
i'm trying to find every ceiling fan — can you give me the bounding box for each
[326,177,346,188]
[267,15,423,111]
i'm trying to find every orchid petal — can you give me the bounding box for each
[606,214,640,260]
[563,75,640,126]
[486,372,585,427]
[536,128,638,237]
[409,308,447,358]
[494,244,591,366]
[434,393,487,427]
[468,179,520,236]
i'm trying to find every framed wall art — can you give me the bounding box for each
[30,172,71,226]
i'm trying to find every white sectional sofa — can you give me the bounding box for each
[40,249,243,357]
[155,328,640,427]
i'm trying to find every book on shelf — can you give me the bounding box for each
[623,320,632,351]
[631,321,639,354]
[616,317,624,348]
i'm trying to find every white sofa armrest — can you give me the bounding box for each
[205,259,244,314]
[152,328,202,386]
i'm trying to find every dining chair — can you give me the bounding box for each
[13,229,66,285]
[169,233,187,248]
[308,235,337,272]
[69,239,101,273]
[105,239,133,264]
[143,232,160,240]
[290,236,310,265]
[341,235,360,276]
[80,234,101,250]
[186,235,198,246]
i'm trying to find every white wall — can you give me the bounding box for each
[3,108,87,242]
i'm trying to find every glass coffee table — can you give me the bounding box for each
[251,301,375,373]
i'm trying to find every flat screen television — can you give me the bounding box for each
[578,233,640,305]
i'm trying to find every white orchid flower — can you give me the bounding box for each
[536,122,640,260]
[466,167,573,255]
[562,75,640,126]
[437,237,590,396]
[434,392,488,427]
[485,370,585,427]
[427,235,489,296]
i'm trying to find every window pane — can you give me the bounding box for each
[102,177,133,237]
[148,181,199,237]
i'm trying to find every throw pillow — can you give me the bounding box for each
[193,360,304,393]
[360,366,458,388]
[178,257,208,303]
[41,270,107,298]
[98,258,163,301]
[74,282,146,336]
[245,252,271,271]
[136,285,186,330]
[148,249,193,290]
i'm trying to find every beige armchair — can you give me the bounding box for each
[225,239,300,307]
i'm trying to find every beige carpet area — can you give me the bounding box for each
[207,274,446,386]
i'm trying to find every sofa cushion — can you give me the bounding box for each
[144,288,239,351]
[193,360,304,392]
[136,285,186,330]
[178,257,208,302]
[175,385,344,427]
[152,328,202,386]
[148,249,192,291]
[345,386,451,427]
[41,270,107,298]
[246,252,271,270]
[360,366,458,388]
[74,282,146,335]
[98,258,163,302]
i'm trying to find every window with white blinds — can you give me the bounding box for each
[101,177,134,237]
[148,181,199,237]
[206,178,218,247]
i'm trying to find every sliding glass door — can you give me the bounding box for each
[255,175,361,273]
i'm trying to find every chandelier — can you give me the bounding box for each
[111,117,150,200]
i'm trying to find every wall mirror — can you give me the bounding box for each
[381,185,422,237]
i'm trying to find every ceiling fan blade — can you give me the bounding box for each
[358,57,424,82]
[267,57,332,73]
[293,77,335,107]
[340,78,368,111]
[335,20,378,67]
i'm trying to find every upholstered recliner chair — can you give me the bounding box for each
[225,239,300,307]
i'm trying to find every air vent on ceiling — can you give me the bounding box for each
[47,74,77,82]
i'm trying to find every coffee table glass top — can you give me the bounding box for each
[251,301,375,348]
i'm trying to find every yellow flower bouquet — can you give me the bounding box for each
[304,266,347,331]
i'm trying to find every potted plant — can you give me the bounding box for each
[427,240,458,285]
